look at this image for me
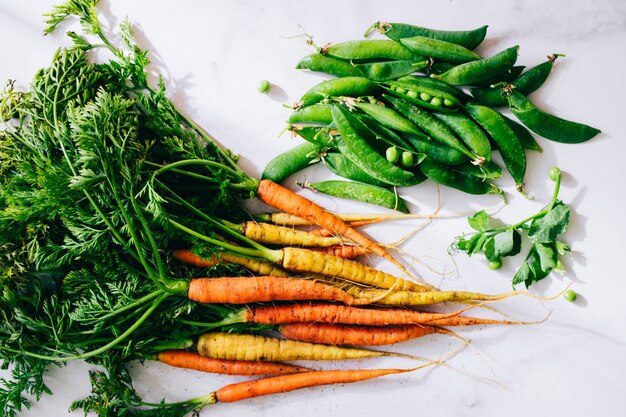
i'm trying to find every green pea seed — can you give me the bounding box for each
[257,79,271,94]
[396,87,407,94]
[548,166,561,181]
[430,97,442,107]
[443,98,455,107]
[407,90,418,98]
[419,92,432,101]
[401,151,414,166]
[386,146,400,163]
[488,259,502,270]
[564,289,577,302]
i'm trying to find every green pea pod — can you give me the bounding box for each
[384,94,477,162]
[354,101,424,136]
[429,61,457,75]
[471,55,562,106]
[432,46,519,86]
[296,53,362,78]
[293,126,338,148]
[432,110,491,162]
[419,157,502,196]
[470,65,525,88]
[308,180,411,213]
[400,36,481,64]
[465,102,526,187]
[507,90,600,143]
[261,142,322,183]
[370,22,488,50]
[383,75,468,112]
[288,104,333,126]
[454,160,503,179]
[355,113,416,152]
[403,133,468,165]
[397,75,471,101]
[331,104,416,187]
[502,114,543,153]
[323,40,423,61]
[323,153,388,187]
[299,77,379,108]
[355,59,429,82]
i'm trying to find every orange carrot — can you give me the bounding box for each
[309,244,371,259]
[156,350,310,375]
[256,179,410,276]
[187,276,373,305]
[214,367,414,403]
[241,303,494,326]
[278,322,444,346]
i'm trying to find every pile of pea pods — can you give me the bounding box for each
[262,21,600,211]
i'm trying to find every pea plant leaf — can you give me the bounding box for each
[452,171,574,287]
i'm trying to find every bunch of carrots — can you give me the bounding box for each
[0,2,551,416]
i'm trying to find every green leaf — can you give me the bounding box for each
[535,242,557,272]
[555,240,571,256]
[528,201,570,243]
[485,229,521,261]
[468,210,490,232]
[512,243,556,288]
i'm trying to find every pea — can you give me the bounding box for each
[563,289,577,302]
[488,259,502,270]
[419,157,502,196]
[443,98,455,107]
[396,87,407,94]
[548,166,561,181]
[406,90,418,99]
[430,97,442,107]
[432,110,491,162]
[257,79,271,94]
[419,92,432,101]
[386,146,400,163]
[401,151,414,166]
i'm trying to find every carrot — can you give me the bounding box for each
[255,212,444,227]
[187,276,373,305]
[278,247,428,292]
[196,332,417,361]
[155,350,310,375]
[309,244,371,259]
[346,287,524,306]
[175,247,431,292]
[172,249,290,277]
[242,303,496,326]
[214,367,415,403]
[256,179,411,277]
[278,322,445,346]
[240,221,346,247]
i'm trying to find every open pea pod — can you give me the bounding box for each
[381,75,467,112]
[331,104,418,187]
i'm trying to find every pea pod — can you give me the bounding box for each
[331,104,416,187]
[383,75,468,112]
[323,40,423,61]
[368,21,488,50]
[502,114,542,153]
[323,153,387,187]
[432,110,491,162]
[431,45,519,86]
[403,133,468,166]
[288,104,333,126]
[354,101,425,136]
[400,36,481,64]
[292,126,338,148]
[354,59,429,82]
[455,160,503,179]
[298,77,379,108]
[465,102,526,188]
[506,90,600,143]
[308,180,410,213]
[429,61,457,75]
[261,142,322,183]
[471,55,562,107]
[296,53,362,78]
[419,157,502,196]
[384,94,477,162]
[471,65,525,88]
[355,113,417,152]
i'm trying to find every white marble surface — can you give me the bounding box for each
[1,0,625,416]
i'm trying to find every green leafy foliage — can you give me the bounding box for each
[453,172,572,288]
